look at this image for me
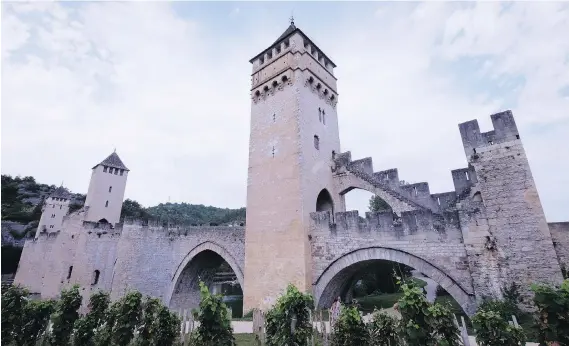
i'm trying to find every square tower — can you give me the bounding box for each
[243,21,342,311]
[84,151,129,225]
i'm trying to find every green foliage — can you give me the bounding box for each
[146,202,246,226]
[397,281,435,345]
[472,309,526,346]
[531,279,569,345]
[134,297,180,346]
[112,291,143,346]
[1,285,29,345]
[350,261,413,299]
[50,285,82,346]
[21,299,56,346]
[368,195,391,213]
[192,281,234,346]
[73,291,110,346]
[396,280,462,346]
[332,305,369,346]
[427,302,461,346]
[265,284,314,346]
[368,310,398,346]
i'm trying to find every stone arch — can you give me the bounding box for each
[313,247,476,315]
[316,189,334,215]
[165,241,244,307]
[336,172,418,214]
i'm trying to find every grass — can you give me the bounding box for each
[234,333,257,346]
[356,292,403,313]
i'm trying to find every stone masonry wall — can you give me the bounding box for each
[309,210,476,314]
[549,222,569,275]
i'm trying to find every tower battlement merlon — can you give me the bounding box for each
[458,110,520,157]
[451,166,478,197]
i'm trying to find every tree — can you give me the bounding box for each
[332,305,369,346]
[73,291,110,346]
[192,281,234,346]
[50,285,82,346]
[369,195,391,213]
[1,285,29,345]
[21,299,56,346]
[111,291,143,346]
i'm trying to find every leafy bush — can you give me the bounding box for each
[472,309,526,346]
[73,291,110,346]
[531,279,569,345]
[135,297,180,346]
[191,281,234,346]
[265,284,314,346]
[368,309,398,345]
[332,305,369,346]
[1,285,30,345]
[397,281,435,345]
[22,299,57,346]
[427,302,461,346]
[50,285,82,346]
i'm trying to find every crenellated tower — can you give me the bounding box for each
[36,186,70,238]
[243,20,343,311]
[456,111,564,305]
[84,151,129,225]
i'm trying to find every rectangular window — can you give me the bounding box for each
[314,135,320,150]
[67,266,73,279]
[109,186,112,193]
[120,169,124,176]
[105,201,109,207]
[103,166,108,172]
[114,169,118,175]
[322,110,326,125]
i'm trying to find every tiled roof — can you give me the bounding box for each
[272,23,296,45]
[92,152,129,171]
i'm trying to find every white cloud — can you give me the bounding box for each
[1,2,568,221]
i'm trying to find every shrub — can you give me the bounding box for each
[192,281,234,346]
[531,279,569,345]
[331,305,369,346]
[112,291,143,346]
[397,281,435,345]
[50,285,82,346]
[73,291,110,346]
[265,284,314,346]
[21,299,57,346]
[427,302,461,346]
[134,297,180,346]
[472,309,526,346]
[1,285,30,345]
[368,309,398,345]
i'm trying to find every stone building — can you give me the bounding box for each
[14,22,568,315]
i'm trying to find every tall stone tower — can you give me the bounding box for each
[84,151,129,225]
[457,111,564,305]
[243,21,342,311]
[36,186,70,238]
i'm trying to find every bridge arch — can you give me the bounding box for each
[313,247,476,315]
[165,241,244,309]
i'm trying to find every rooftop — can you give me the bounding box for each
[93,151,129,171]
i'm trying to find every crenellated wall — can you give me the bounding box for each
[309,210,476,313]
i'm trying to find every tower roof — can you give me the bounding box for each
[92,151,129,171]
[249,22,337,68]
[49,186,70,199]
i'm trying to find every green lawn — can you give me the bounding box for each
[234,333,257,346]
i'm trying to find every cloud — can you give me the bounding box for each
[2,2,567,221]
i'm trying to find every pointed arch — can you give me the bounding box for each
[165,241,244,306]
[313,247,477,315]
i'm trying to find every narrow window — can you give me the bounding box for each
[322,110,326,125]
[120,169,124,176]
[273,114,276,122]
[318,108,322,122]
[92,270,100,285]
[314,135,320,150]
[515,135,520,139]
[109,186,112,193]
[103,166,108,172]
[272,146,275,158]
[105,201,109,207]
[67,266,73,279]
[465,171,470,181]
[114,169,118,175]
[60,205,62,210]
[473,148,477,154]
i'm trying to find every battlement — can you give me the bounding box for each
[373,169,399,187]
[459,110,520,157]
[451,166,477,197]
[310,209,460,239]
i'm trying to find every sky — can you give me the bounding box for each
[2,1,568,221]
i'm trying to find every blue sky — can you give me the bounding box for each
[2,1,568,221]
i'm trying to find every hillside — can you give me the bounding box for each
[1,174,246,273]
